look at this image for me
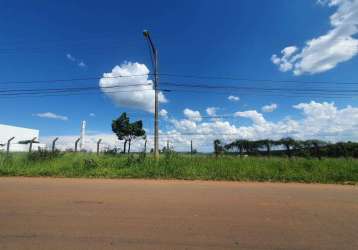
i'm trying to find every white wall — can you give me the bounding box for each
[0,124,42,152]
[0,143,47,152]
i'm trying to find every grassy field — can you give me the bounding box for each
[0,152,357,184]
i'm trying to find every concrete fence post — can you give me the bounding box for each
[6,137,15,155]
[97,139,102,155]
[52,137,59,153]
[75,138,81,152]
[144,140,147,153]
[29,137,37,153]
[191,140,193,155]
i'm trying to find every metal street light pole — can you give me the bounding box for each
[143,30,159,159]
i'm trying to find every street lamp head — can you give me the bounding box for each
[143,30,149,38]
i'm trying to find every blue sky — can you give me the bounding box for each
[0,0,358,151]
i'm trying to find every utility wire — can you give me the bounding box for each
[160,73,358,85]
[160,88,357,99]
[0,74,151,85]
[2,73,358,86]
[0,83,151,94]
[0,85,154,97]
[2,80,357,97]
[0,87,355,99]
[163,82,358,93]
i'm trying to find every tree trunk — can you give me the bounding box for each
[286,144,292,158]
[266,143,271,156]
[128,139,131,154]
[341,144,347,158]
[314,144,321,160]
[123,140,127,154]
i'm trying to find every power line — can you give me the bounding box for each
[0,86,355,99]
[160,73,358,85]
[1,74,357,99]
[0,85,154,98]
[0,83,151,94]
[3,81,356,96]
[163,82,358,94]
[2,73,358,86]
[0,74,151,85]
[3,79,355,95]
[160,88,357,99]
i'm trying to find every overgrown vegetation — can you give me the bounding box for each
[223,138,358,159]
[0,152,357,184]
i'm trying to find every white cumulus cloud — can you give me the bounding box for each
[228,95,240,101]
[235,110,267,126]
[206,107,219,116]
[99,62,167,113]
[33,112,68,121]
[183,108,202,122]
[41,102,358,152]
[262,103,278,113]
[272,0,358,75]
[159,109,168,118]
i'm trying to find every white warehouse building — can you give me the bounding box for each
[0,124,46,152]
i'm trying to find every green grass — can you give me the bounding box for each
[0,152,357,184]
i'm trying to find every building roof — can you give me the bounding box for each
[0,124,39,143]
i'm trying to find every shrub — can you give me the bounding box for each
[27,149,61,162]
[0,153,14,167]
[103,147,121,155]
[83,159,99,169]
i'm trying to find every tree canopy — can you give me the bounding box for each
[224,138,358,159]
[112,113,146,153]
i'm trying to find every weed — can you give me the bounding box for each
[0,153,357,184]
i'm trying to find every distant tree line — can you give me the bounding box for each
[214,137,358,159]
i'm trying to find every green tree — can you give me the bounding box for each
[256,139,273,156]
[214,139,223,157]
[277,137,297,158]
[303,140,327,160]
[112,113,146,154]
[127,120,146,153]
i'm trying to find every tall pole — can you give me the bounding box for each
[80,120,86,151]
[143,30,159,160]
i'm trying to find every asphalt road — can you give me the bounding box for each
[0,177,357,250]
